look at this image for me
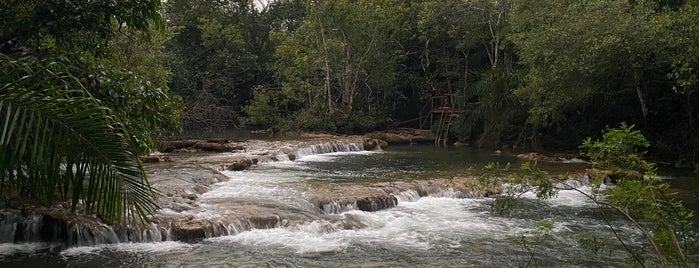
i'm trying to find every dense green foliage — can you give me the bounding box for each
[161,0,699,166]
[581,123,654,172]
[581,125,694,267]
[489,126,694,266]
[0,57,158,224]
[2,0,182,153]
[1,0,181,223]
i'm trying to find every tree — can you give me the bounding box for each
[164,0,262,130]
[509,0,669,148]
[0,57,158,224]
[663,0,699,167]
[1,0,181,153]
[0,0,178,224]
[419,0,523,147]
[82,26,183,154]
[488,124,694,266]
[0,0,162,56]
[250,0,412,132]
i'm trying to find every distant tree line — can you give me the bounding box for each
[163,0,699,166]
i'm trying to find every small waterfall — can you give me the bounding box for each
[286,220,338,234]
[113,223,172,243]
[295,142,364,158]
[393,190,421,202]
[0,210,183,246]
[0,210,122,246]
[321,201,358,215]
[1,212,49,243]
[205,218,285,239]
[205,221,250,238]
[70,223,121,247]
[429,188,473,199]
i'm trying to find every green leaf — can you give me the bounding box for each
[0,55,158,225]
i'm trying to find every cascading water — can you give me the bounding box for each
[294,142,365,158]
[0,143,696,267]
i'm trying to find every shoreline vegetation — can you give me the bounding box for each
[1,0,698,266]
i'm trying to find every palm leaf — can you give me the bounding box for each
[0,55,158,225]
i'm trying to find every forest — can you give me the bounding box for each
[2,0,699,166]
[1,1,697,265]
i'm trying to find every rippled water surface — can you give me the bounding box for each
[1,144,697,267]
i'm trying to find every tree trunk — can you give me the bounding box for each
[315,3,333,113]
[633,67,648,121]
[463,49,470,107]
[342,33,353,110]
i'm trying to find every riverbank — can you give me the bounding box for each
[1,134,696,267]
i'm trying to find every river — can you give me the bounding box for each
[0,143,697,267]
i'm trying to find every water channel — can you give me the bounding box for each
[0,144,697,267]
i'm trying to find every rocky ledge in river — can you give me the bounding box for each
[0,137,502,245]
[140,135,504,242]
[150,176,503,242]
[365,128,435,145]
[312,177,502,215]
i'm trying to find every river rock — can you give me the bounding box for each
[363,138,388,150]
[365,128,435,144]
[223,158,253,171]
[160,139,245,153]
[160,140,199,153]
[356,195,397,212]
[140,155,174,163]
[172,218,212,242]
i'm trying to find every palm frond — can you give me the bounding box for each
[0,55,158,225]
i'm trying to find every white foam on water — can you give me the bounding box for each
[522,185,604,208]
[60,241,191,258]
[296,150,380,162]
[559,157,589,164]
[60,246,102,257]
[202,170,304,201]
[208,225,349,253]
[209,196,537,254]
[257,159,312,170]
[393,190,421,202]
[0,243,50,256]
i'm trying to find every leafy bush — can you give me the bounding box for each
[580,123,654,173]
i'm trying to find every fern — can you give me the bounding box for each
[0,55,158,225]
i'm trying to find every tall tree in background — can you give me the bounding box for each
[509,0,699,162]
[164,0,262,130]
[663,0,699,166]
[418,0,523,147]
[246,0,412,132]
